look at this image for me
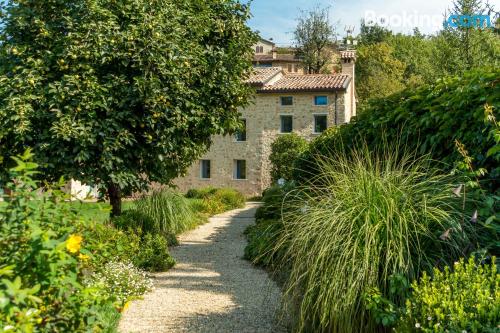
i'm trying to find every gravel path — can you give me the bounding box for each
[119,203,286,333]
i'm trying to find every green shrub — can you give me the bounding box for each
[244,219,284,267]
[185,187,218,199]
[269,133,308,183]
[400,257,499,332]
[274,146,473,332]
[0,151,116,331]
[135,233,176,272]
[212,188,245,211]
[82,221,142,267]
[133,190,198,236]
[255,183,296,221]
[185,187,245,215]
[295,68,500,190]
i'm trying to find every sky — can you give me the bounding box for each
[247,0,499,46]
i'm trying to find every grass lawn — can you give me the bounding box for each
[0,200,134,223]
[66,201,135,223]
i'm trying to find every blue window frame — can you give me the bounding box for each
[314,96,328,106]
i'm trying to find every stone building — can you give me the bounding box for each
[174,51,357,196]
[252,38,306,75]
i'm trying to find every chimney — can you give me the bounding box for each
[340,51,357,117]
[272,47,277,60]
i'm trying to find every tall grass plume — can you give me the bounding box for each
[275,145,472,332]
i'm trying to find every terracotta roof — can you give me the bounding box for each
[259,74,351,93]
[340,50,356,60]
[253,54,302,63]
[246,67,282,86]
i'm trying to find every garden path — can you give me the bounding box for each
[119,203,286,333]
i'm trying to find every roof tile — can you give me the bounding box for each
[258,74,350,92]
[246,67,282,86]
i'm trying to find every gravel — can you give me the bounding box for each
[119,203,287,333]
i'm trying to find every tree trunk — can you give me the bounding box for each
[107,183,122,217]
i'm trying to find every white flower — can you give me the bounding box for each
[415,323,421,328]
[427,316,432,321]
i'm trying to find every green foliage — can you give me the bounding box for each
[186,187,218,199]
[211,188,246,211]
[355,1,499,104]
[433,0,500,77]
[133,190,198,236]
[275,146,472,332]
[185,187,245,215]
[452,104,500,257]
[0,151,115,331]
[135,233,176,272]
[296,68,500,191]
[400,257,499,332]
[294,6,336,74]
[269,134,308,183]
[254,183,296,221]
[387,33,437,86]
[0,0,257,204]
[83,222,142,266]
[358,20,393,45]
[364,274,410,328]
[356,42,406,104]
[84,261,153,307]
[244,219,284,267]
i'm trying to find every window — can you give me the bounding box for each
[294,64,299,73]
[200,160,211,179]
[235,119,247,142]
[280,115,293,133]
[314,115,328,134]
[314,96,328,106]
[287,64,293,72]
[280,96,293,106]
[255,45,264,54]
[234,160,247,180]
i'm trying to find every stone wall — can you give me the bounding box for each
[173,90,350,196]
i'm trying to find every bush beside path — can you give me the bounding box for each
[119,203,286,333]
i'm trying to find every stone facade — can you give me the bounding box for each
[174,56,356,196]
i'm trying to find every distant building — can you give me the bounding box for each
[174,48,357,196]
[252,38,306,75]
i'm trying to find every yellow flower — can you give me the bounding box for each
[78,253,90,261]
[123,301,131,312]
[66,234,83,254]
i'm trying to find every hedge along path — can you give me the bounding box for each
[119,203,286,333]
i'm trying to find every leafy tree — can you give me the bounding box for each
[355,42,405,105]
[294,6,337,74]
[0,0,257,216]
[358,19,392,46]
[388,33,437,86]
[433,0,499,76]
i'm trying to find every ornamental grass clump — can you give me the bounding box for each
[275,145,473,332]
[133,190,198,236]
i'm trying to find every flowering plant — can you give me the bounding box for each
[84,260,153,307]
[0,151,115,332]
